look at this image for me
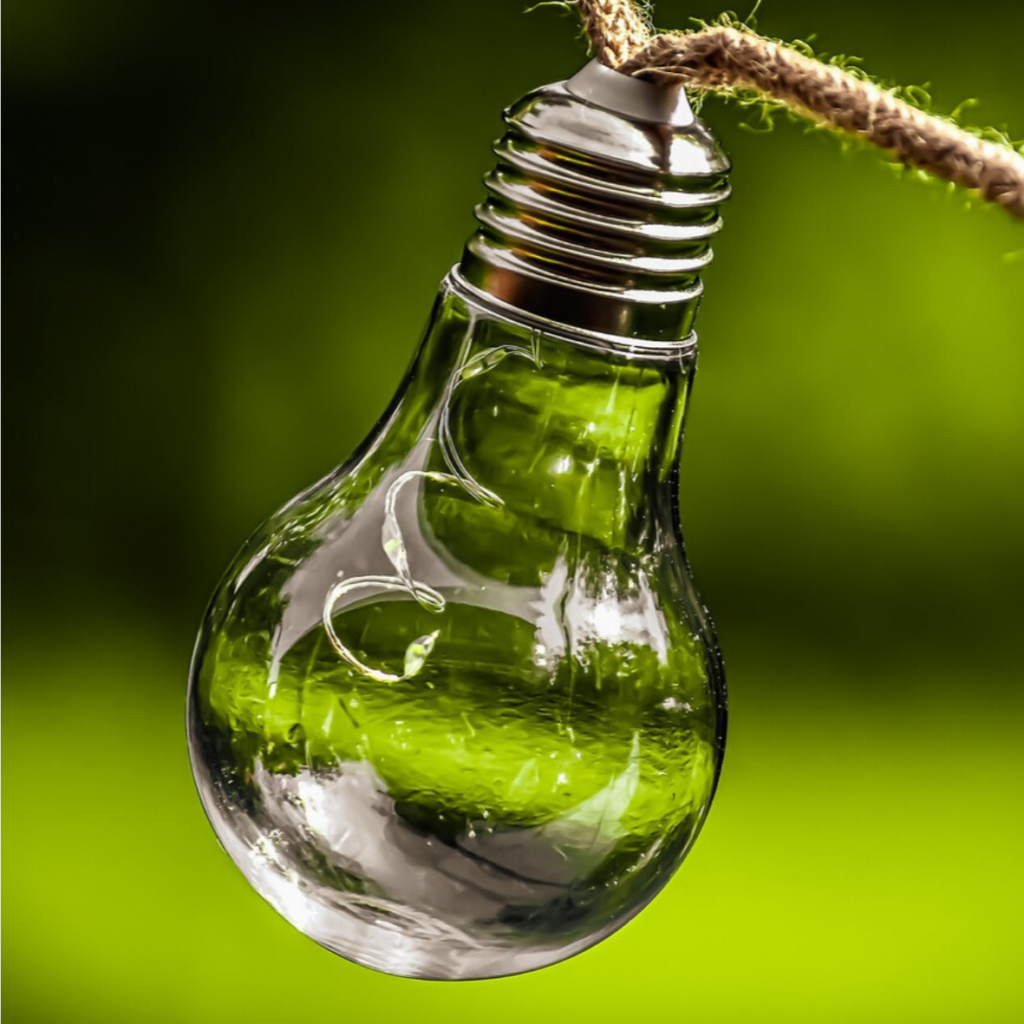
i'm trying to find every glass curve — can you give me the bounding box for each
[187,278,726,980]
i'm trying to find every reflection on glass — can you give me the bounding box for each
[188,281,726,979]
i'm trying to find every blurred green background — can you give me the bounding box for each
[4,0,1023,1020]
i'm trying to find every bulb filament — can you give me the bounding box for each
[322,333,542,682]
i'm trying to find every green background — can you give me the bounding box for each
[4,0,1022,1020]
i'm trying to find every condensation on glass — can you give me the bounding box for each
[188,59,730,980]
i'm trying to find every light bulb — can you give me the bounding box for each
[188,60,729,980]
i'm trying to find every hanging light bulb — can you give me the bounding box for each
[188,60,729,980]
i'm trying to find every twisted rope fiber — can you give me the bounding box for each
[575,0,1024,220]
[575,0,651,68]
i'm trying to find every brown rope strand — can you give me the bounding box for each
[574,0,1024,220]
[575,0,651,69]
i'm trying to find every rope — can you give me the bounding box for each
[574,0,1024,220]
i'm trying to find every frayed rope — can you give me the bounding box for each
[573,0,1024,219]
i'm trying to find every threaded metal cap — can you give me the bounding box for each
[457,59,731,344]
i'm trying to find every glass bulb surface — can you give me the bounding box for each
[188,280,726,979]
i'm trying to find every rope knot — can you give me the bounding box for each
[574,0,1024,219]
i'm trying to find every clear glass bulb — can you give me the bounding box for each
[188,60,730,980]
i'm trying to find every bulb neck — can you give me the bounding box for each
[458,60,730,345]
[376,281,695,555]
